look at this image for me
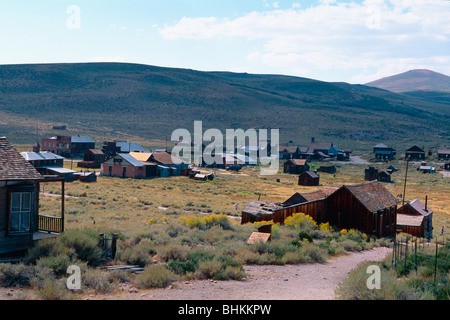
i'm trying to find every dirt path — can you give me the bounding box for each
[0,247,391,300]
[99,246,392,300]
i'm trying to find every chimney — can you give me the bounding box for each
[424,195,428,212]
[33,142,40,153]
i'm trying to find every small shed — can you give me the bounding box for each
[377,171,391,183]
[397,198,433,239]
[284,159,309,174]
[298,171,320,186]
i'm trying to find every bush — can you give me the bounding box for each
[36,254,74,276]
[118,239,156,266]
[0,263,34,288]
[59,230,103,266]
[134,264,177,289]
[36,278,70,300]
[285,213,318,236]
[298,231,313,243]
[158,243,188,262]
[82,268,113,294]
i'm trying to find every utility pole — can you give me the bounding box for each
[402,159,410,207]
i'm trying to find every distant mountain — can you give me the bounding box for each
[0,63,449,150]
[365,69,450,93]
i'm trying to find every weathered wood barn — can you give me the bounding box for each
[284,159,309,174]
[1,137,65,254]
[397,198,433,239]
[325,181,398,237]
[298,171,320,186]
[241,181,398,237]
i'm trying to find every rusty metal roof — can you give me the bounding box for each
[0,138,43,181]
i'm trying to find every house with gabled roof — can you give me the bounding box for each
[437,148,450,161]
[405,146,426,161]
[1,137,65,254]
[279,146,300,159]
[101,153,146,179]
[325,181,398,237]
[298,171,320,186]
[284,159,309,174]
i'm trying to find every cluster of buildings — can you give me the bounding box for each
[242,180,433,239]
[279,137,352,161]
[373,143,450,163]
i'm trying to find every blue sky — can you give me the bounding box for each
[0,0,449,83]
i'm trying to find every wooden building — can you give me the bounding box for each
[284,159,309,174]
[405,146,425,161]
[279,146,300,159]
[298,171,320,186]
[241,181,398,238]
[437,149,450,161]
[397,198,433,239]
[325,181,398,237]
[78,149,105,169]
[373,143,396,161]
[149,152,189,176]
[1,137,65,255]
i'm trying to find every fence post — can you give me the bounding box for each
[414,238,418,275]
[404,238,408,271]
[434,240,438,284]
[111,233,118,260]
[392,238,396,267]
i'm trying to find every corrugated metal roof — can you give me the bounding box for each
[21,151,64,161]
[45,167,77,174]
[116,141,145,153]
[71,136,95,143]
[0,138,43,181]
[118,153,145,167]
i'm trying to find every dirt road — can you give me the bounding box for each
[102,246,392,300]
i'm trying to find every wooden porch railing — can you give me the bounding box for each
[38,215,64,234]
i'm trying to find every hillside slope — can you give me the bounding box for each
[365,69,450,93]
[0,63,448,150]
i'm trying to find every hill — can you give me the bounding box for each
[365,69,450,93]
[0,62,449,152]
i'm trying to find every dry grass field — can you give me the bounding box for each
[39,156,449,240]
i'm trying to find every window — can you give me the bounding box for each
[10,192,32,233]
